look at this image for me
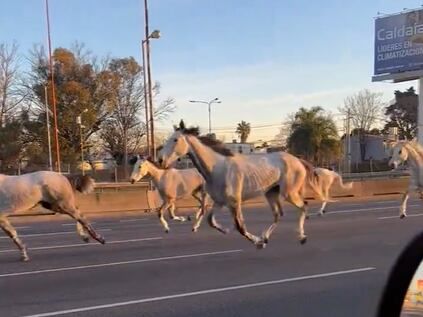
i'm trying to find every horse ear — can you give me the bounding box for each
[128,156,138,165]
[179,120,186,130]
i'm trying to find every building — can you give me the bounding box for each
[224,140,255,154]
[343,134,390,163]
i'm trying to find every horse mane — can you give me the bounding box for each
[197,135,234,157]
[404,140,423,164]
[65,174,95,194]
[145,156,162,168]
[177,123,234,157]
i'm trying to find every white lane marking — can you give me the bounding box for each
[379,213,423,220]
[0,249,242,278]
[374,200,397,205]
[0,229,112,239]
[15,226,30,230]
[119,219,149,223]
[21,267,375,317]
[315,204,420,216]
[62,223,96,227]
[0,237,162,253]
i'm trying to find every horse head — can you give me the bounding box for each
[159,120,197,168]
[389,141,408,169]
[130,155,149,183]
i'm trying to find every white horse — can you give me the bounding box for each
[130,156,208,233]
[314,167,353,215]
[158,121,324,248]
[0,171,105,261]
[389,140,423,218]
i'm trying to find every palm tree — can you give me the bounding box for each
[236,121,251,143]
[287,107,339,164]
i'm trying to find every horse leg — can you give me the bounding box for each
[400,191,409,219]
[168,202,187,222]
[318,201,327,216]
[0,216,28,261]
[229,201,263,248]
[278,197,284,217]
[76,222,90,243]
[286,193,308,244]
[192,192,209,232]
[261,187,282,244]
[60,205,105,244]
[158,201,171,233]
[207,205,229,234]
[191,189,205,222]
[320,186,330,215]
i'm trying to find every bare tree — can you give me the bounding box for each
[339,89,384,161]
[0,42,25,127]
[100,57,175,167]
[339,89,384,132]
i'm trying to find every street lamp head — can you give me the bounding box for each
[213,97,219,101]
[149,30,161,39]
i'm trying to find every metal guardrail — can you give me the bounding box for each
[342,170,409,180]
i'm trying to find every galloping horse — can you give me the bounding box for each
[0,171,105,261]
[389,140,423,218]
[314,167,353,215]
[130,156,209,232]
[158,120,324,248]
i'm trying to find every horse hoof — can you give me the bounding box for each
[165,229,170,233]
[82,236,90,243]
[305,215,310,220]
[256,241,267,249]
[400,214,406,219]
[322,209,327,214]
[187,215,192,221]
[21,255,29,262]
[300,236,307,245]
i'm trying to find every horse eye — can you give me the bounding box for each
[173,138,177,142]
[399,150,402,154]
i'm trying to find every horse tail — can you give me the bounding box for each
[299,159,325,201]
[65,175,95,194]
[335,172,353,190]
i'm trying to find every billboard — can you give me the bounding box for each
[374,9,423,76]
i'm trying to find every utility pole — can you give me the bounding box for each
[44,85,53,171]
[346,109,351,174]
[45,0,61,172]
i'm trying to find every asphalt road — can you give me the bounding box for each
[0,197,422,317]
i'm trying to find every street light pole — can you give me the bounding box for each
[143,0,157,161]
[189,98,221,134]
[45,0,61,172]
[76,109,88,176]
[141,40,150,157]
[44,85,53,171]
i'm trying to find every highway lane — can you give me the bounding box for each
[0,197,422,317]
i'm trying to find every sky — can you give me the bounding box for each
[1,0,422,142]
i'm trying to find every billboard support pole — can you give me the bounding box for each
[419,77,423,145]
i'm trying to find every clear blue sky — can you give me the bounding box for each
[1,0,422,141]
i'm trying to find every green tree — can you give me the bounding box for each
[236,120,251,143]
[25,44,118,166]
[383,87,417,140]
[287,106,339,163]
